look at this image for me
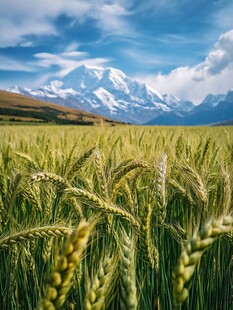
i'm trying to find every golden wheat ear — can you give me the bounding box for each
[173,215,233,306]
[119,228,137,310]
[83,254,118,310]
[0,225,71,249]
[40,221,91,310]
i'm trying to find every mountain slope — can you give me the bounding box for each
[0,90,123,125]
[200,93,225,108]
[8,65,194,124]
[146,90,233,125]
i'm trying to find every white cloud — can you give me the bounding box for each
[0,42,111,84]
[33,50,110,77]
[88,3,134,37]
[123,49,166,66]
[19,41,35,48]
[0,56,34,72]
[134,0,187,15]
[141,29,233,104]
[65,42,80,53]
[0,0,133,47]
[60,51,88,58]
[0,15,57,47]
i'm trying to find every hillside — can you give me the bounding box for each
[0,90,122,125]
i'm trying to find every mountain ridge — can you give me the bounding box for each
[146,90,233,125]
[7,64,194,124]
[6,64,233,125]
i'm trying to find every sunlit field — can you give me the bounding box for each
[0,125,232,310]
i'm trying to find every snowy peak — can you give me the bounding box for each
[62,65,104,90]
[101,67,130,94]
[200,93,225,107]
[94,87,118,112]
[7,64,196,124]
[225,89,233,102]
[63,65,130,95]
[163,94,194,111]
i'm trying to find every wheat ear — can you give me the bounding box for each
[119,229,137,310]
[30,172,68,188]
[41,221,91,310]
[0,198,6,233]
[21,186,42,212]
[180,165,208,207]
[15,151,39,169]
[141,204,159,270]
[94,148,108,198]
[0,166,7,201]
[83,255,117,310]
[5,172,22,214]
[173,215,233,306]
[67,147,96,180]
[154,154,168,226]
[64,188,139,229]
[0,225,71,249]
[111,161,149,190]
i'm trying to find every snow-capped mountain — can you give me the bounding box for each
[146,89,233,125]
[8,65,194,124]
[224,88,233,102]
[200,93,225,108]
[162,94,194,112]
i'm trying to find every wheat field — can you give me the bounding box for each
[0,125,232,310]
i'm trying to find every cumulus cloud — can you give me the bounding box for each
[142,29,233,104]
[205,30,233,75]
[0,0,133,47]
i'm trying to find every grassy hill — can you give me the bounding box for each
[0,90,122,125]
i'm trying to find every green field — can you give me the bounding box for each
[0,125,232,310]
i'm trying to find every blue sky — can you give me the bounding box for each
[0,0,233,103]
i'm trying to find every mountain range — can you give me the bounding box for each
[7,65,233,125]
[146,89,233,125]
